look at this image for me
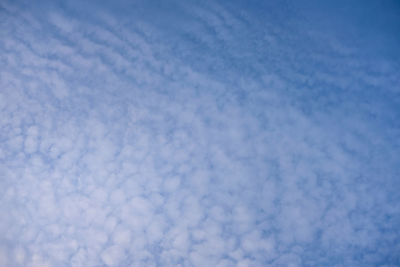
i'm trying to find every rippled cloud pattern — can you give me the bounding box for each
[1,0,400,266]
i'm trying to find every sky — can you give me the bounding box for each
[1,0,400,266]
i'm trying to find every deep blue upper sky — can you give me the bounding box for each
[1,0,400,266]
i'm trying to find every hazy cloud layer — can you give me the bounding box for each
[1,0,400,266]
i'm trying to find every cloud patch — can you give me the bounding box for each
[1,0,400,266]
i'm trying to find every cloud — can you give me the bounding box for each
[49,12,75,33]
[1,0,400,266]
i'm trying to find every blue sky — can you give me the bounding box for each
[1,0,400,266]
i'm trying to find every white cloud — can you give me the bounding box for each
[1,0,399,266]
[49,13,75,33]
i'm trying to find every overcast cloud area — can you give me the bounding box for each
[1,0,400,266]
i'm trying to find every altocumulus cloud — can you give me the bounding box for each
[1,0,400,266]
